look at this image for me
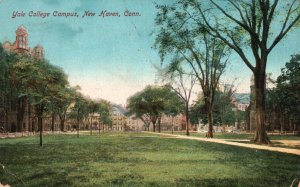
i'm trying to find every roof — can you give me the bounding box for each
[112,104,127,116]
[233,93,250,104]
[34,44,43,48]
[16,25,27,32]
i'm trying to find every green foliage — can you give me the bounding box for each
[190,88,246,126]
[154,1,231,137]
[264,53,300,131]
[68,93,90,126]
[0,44,18,123]
[190,97,207,124]
[276,53,300,122]
[97,99,112,126]
[127,85,183,129]
[163,88,185,117]
[168,0,300,142]
[9,57,69,111]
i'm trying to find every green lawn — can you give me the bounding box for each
[0,132,299,187]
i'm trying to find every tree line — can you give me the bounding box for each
[0,44,113,146]
[265,54,300,133]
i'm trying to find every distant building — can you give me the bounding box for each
[111,104,127,131]
[126,116,144,131]
[159,114,185,131]
[82,113,100,130]
[231,93,250,112]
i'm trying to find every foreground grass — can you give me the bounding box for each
[0,132,299,187]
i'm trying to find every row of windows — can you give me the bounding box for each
[17,35,27,48]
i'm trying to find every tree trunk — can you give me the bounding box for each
[28,103,31,134]
[171,116,174,134]
[90,115,93,135]
[293,120,296,135]
[151,117,157,132]
[98,121,101,134]
[253,71,270,144]
[77,120,80,138]
[5,108,9,132]
[152,122,156,132]
[60,116,65,132]
[37,105,44,147]
[289,119,292,132]
[16,98,25,132]
[38,115,43,146]
[185,105,190,136]
[158,115,161,133]
[51,112,55,132]
[207,108,213,138]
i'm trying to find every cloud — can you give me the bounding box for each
[46,22,83,41]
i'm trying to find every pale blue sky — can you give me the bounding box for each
[0,0,299,104]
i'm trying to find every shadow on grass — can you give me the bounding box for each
[175,177,297,187]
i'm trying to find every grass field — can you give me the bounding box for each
[0,132,299,186]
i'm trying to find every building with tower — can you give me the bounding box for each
[2,25,44,59]
[1,25,46,133]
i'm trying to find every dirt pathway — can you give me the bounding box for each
[147,132,300,156]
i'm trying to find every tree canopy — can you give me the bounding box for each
[127,85,183,132]
[155,0,300,143]
[154,1,231,137]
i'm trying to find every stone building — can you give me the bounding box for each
[126,116,144,131]
[1,25,45,132]
[3,25,44,59]
[111,104,126,131]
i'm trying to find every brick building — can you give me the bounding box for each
[1,25,45,132]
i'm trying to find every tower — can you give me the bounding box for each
[32,45,44,59]
[249,74,256,132]
[14,25,30,54]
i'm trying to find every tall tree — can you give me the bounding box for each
[88,100,100,135]
[46,86,76,132]
[127,92,152,131]
[69,93,90,138]
[127,86,179,132]
[97,99,112,132]
[163,88,185,134]
[157,63,196,135]
[0,44,18,132]
[0,46,27,133]
[154,4,230,137]
[214,83,236,126]
[57,87,76,132]
[10,58,69,146]
[276,53,300,131]
[182,0,300,143]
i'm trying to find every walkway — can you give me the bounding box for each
[147,132,300,156]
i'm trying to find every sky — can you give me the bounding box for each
[0,0,299,105]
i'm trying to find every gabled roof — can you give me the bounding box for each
[233,93,250,104]
[112,104,127,116]
[16,25,27,33]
